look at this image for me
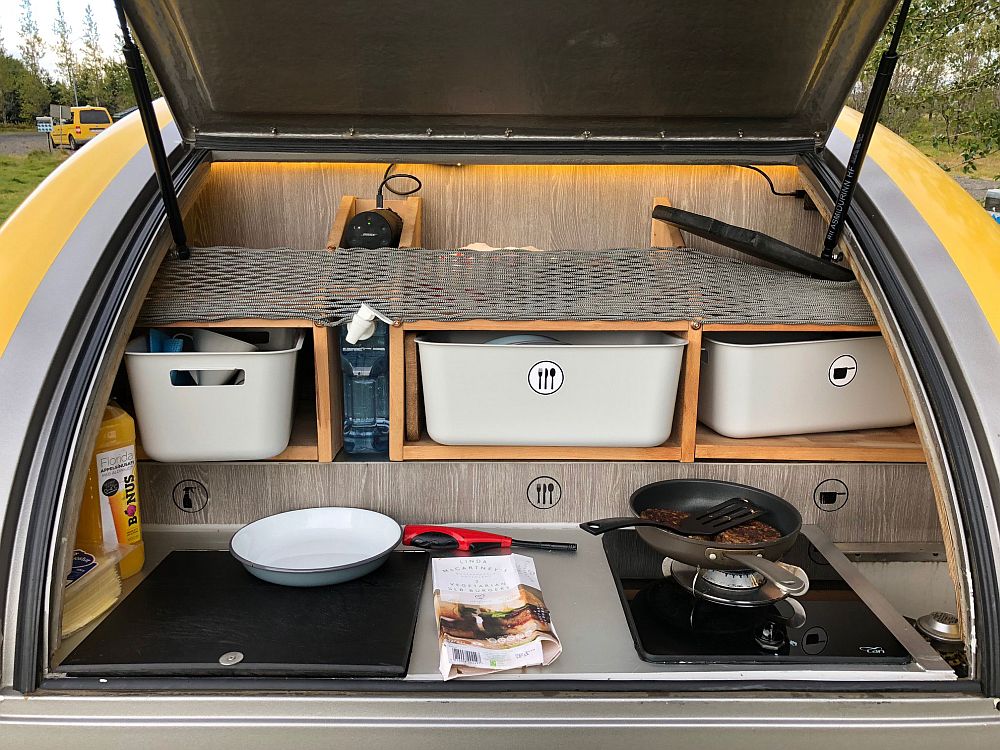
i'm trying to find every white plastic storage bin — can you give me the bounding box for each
[124,329,304,461]
[698,332,913,438]
[416,331,687,447]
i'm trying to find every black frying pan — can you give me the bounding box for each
[581,479,806,596]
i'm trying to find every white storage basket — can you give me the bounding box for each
[698,332,913,438]
[125,329,304,461]
[416,331,687,447]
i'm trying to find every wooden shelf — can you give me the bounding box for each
[400,433,682,461]
[400,319,690,332]
[133,319,341,462]
[694,424,925,463]
[388,318,926,464]
[701,323,881,332]
[274,405,320,460]
[137,401,319,462]
[389,320,697,462]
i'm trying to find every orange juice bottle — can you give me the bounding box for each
[75,402,144,578]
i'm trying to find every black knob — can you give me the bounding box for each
[755,620,786,652]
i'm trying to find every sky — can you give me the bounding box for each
[0,1,122,75]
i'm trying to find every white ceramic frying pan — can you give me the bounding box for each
[230,507,402,586]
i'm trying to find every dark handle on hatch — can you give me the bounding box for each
[579,517,673,535]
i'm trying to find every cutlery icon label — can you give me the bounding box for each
[528,361,564,395]
[528,476,562,509]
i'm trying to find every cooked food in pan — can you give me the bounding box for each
[639,508,781,543]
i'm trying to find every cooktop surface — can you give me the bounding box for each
[603,531,911,665]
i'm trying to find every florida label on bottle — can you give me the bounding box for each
[96,445,141,546]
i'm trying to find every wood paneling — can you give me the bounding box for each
[186,162,825,262]
[139,460,943,545]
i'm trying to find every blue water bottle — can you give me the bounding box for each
[340,306,390,454]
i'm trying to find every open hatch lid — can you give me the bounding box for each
[125,0,896,154]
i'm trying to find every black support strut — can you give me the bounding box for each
[822,0,911,262]
[113,0,190,260]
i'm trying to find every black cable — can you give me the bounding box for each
[376,163,422,208]
[737,165,805,198]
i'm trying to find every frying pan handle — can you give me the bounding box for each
[579,517,664,535]
[720,552,809,596]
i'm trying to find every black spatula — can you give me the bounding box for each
[581,497,767,538]
[661,496,766,536]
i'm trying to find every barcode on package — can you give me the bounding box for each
[448,647,481,665]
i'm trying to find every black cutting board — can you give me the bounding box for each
[61,550,428,677]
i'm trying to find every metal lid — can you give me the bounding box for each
[126,0,896,153]
[915,611,963,643]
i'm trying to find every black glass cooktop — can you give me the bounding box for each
[603,530,911,665]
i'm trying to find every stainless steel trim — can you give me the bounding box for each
[799,159,981,678]
[841,543,948,563]
[807,527,953,675]
[196,131,806,144]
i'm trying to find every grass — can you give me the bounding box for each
[0,150,67,225]
[897,116,1000,180]
[914,143,1000,181]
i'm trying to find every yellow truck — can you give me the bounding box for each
[49,105,113,150]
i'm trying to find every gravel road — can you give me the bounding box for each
[0,131,60,156]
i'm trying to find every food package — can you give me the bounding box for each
[432,554,561,679]
[61,548,123,637]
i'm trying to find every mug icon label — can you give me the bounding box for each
[528,361,564,395]
[829,354,858,387]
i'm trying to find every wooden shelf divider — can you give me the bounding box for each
[390,318,926,464]
[389,320,692,462]
[326,195,423,249]
[692,321,923,461]
[138,318,340,462]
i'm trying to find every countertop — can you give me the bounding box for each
[56,523,953,683]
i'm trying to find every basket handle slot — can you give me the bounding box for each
[169,369,246,387]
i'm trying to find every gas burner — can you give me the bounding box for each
[696,567,763,590]
[666,558,809,607]
[602,529,916,665]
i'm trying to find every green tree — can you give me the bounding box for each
[51,0,79,106]
[852,0,1000,176]
[77,5,105,106]
[0,55,19,125]
[5,1,50,123]
[17,0,45,78]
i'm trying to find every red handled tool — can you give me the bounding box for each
[403,525,577,553]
